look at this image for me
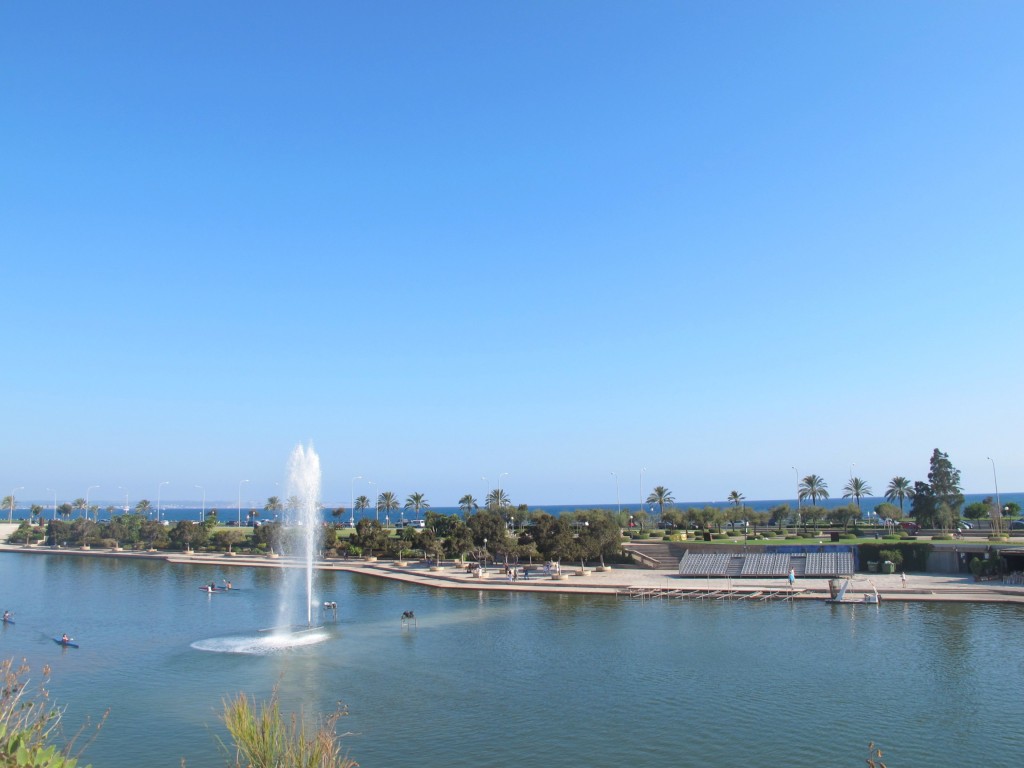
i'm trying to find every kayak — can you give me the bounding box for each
[54,637,79,648]
[2,617,13,625]
[199,586,225,593]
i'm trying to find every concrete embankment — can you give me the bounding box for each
[4,543,1024,603]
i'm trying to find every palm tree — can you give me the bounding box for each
[798,475,829,505]
[354,495,369,524]
[727,490,745,509]
[485,488,510,511]
[135,499,152,516]
[458,494,478,517]
[842,477,873,511]
[30,504,43,525]
[72,497,87,519]
[377,492,400,525]
[404,492,430,523]
[885,476,915,514]
[264,496,283,515]
[645,486,675,518]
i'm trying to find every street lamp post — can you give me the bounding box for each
[639,467,646,517]
[987,457,1002,534]
[610,471,620,517]
[157,482,169,522]
[86,485,99,521]
[350,475,362,527]
[195,485,205,521]
[237,479,249,527]
[8,487,23,523]
[46,488,57,522]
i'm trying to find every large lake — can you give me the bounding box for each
[0,552,1021,767]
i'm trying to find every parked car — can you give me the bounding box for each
[900,522,919,534]
[1010,520,1024,530]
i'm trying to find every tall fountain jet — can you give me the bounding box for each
[287,441,322,627]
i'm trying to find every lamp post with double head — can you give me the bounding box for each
[86,485,99,521]
[350,475,362,528]
[237,479,249,527]
[8,487,23,523]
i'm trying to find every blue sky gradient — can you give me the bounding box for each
[2,2,1021,507]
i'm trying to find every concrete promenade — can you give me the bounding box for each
[4,542,1024,604]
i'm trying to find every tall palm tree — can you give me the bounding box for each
[354,495,369,522]
[72,497,87,519]
[377,492,400,525]
[645,486,675,518]
[485,488,510,511]
[264,496,283,514]
[458,494,478,517]
[885,476,914,514]
[842,477,872,511]
[798,475,829,505]
[135,499,152,516]
[404,492,430,523]
[727,490,745,509]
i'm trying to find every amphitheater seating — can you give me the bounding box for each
[804,551,855,576]
[740,553,792,577]
[677,552,731,576]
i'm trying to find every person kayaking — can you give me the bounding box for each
[2,610,10,623]
[224,580,232,590]
[61,633,69,644]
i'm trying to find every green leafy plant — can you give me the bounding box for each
[0,659,102,768]
[220,688,355,768]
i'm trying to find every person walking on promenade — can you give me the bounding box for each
[901,571,907,588]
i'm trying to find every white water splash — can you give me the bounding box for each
[191,629,330,655]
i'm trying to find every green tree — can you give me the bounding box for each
[1004,502,1021,519]
[885,476,915,514]
[213,529,246,554]
[829,503,860,531]
[912,449,964,530]
[29,504,44,525]
[444,519,474,561]
[842,477,872,511]
[353,519,388,557]
[377,492,400,525]
[645,486,675,518]
[265,496,283,515]
[404,492,430,523]
[485,488,510,512]
[798,475,829,505]
[727,490,745,512]
[135,499,152,516]
[909,480,936,527]
[57,503,73,521]
[72,498,87,518]
[458,494,478,516]
[963,500,990,521]
[354,495,369,522]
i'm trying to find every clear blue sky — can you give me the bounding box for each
[2,2,1021,509]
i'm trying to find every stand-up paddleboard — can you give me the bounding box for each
[54,637,79,648]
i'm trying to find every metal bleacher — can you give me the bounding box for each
[678,548,854,578]
[804,551,854,576]
[677,552,732,576]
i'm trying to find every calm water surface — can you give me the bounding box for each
[0,553,1021,767]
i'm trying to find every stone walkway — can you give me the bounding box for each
[5,544,1024,603]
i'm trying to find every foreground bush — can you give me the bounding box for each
[0,659,99,768]
[221,689,355,768]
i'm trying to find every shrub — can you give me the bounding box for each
[839,534,857,541]
[932,534,954,541]
[785,535,799,541]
